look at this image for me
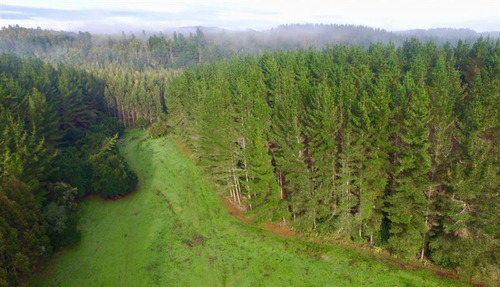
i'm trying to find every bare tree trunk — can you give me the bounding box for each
[120,101,127,128]
[229,154,242,206]
[230,188,235,203]
[313,208,317,230]
[131,108,137,127]
[227,167,236,203]
[278,171,284,200]
[115,97,122,122]
[232,167,242,206]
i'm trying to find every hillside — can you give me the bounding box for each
[32,130,462,286]
[1,28,498,286]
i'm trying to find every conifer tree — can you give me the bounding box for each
[303,80,341,232]
[420,47,462,261]
[385,52,431,259]
[268,54,312,230]
[230,58,281,219]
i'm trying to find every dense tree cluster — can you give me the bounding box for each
[207,24,401,53]
[88,64,180,128]
[0,25,231,70]
[1,25,494,71]
[1,25,499,285]
[166,39,499,284]
[0,54,136,285]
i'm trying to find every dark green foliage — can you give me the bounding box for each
[148,120,169,138]
[1,25,491,71]
[385,56,430,259]
[0,176,49,286]
[166,39,500,284]
[302,81,340,233]
[428,39,500,284]
[44,182,80,247]
[136,117,148,130]
[1,25,499,284]
[89,134,137,198]
[0,54,137,284]
[53,147,93,197]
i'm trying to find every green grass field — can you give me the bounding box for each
[32,130,465,286]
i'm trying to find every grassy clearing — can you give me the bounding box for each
[32,130,465,286]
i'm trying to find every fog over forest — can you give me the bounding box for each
[1,0,499,32]
[0,1,499,286]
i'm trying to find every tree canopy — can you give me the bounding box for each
[0,54,137,285]
[165,39,500,284]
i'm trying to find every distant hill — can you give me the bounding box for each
[1,24,497,69]
[203,25,498,52]
[204,24,403,53]
[396,28,478,38]
[482,30,500,37]
[394,28,500,43]
[159,26,224,36]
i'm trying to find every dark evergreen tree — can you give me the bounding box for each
[0,54,137,284]
[385,47,431,259]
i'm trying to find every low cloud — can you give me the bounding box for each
[1,2,499,33]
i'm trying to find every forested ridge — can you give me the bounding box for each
[165,39,500,284]
[0,55,137,286]
[0,25,228,70]
[1,25,497,70]
[0,24,499,286]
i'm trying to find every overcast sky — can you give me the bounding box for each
[1,0,499,33]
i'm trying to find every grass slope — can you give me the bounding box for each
[33,130,464,286]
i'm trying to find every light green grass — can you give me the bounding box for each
[32,130,465,286]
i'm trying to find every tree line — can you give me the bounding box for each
[0,54,137,286]
[87,64,180,128]
[0,25,231,70]
[165,39,499,284]
[1,25,499,284]
[1,25,494,71]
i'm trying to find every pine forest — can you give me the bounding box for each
[0,25,498,286]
